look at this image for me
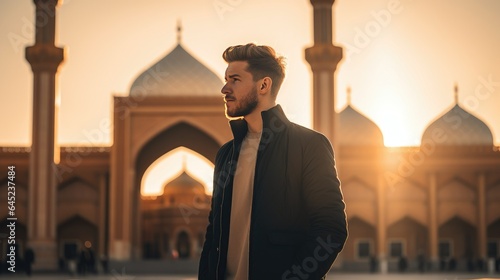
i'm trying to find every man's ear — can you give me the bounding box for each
[258,77,273,95]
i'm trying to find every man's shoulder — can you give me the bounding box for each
[215,140,234,162]
[220,140,233,150]
[288,121,329,142]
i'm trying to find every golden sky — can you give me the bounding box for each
[1,0,499,147]
[1,0,499,194]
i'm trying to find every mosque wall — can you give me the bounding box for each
[1,127,500,272]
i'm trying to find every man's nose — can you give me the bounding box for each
[221,83,230,94]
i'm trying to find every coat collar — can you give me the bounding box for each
[229,104,289,144]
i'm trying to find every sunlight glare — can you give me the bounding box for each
[141,147,214,196]
[372,98,417,147]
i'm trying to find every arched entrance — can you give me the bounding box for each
[140,146,213,260]
[343,217,376,271]
[57,215,98,263]
[439,216,476,268]
[132,122,220,259]
[109,94,231,260]
[387,216,427,271]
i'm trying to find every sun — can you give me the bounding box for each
[377,107,417,147]
[371,99,418,147]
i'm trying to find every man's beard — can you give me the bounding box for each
[226,85,259,117]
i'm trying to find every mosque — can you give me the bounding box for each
[1,0,499,274]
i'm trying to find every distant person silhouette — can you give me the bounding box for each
[398,256,408,272]
[370,255,378,273]
[24,248,35,276]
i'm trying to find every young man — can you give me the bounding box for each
[199,43,347,280]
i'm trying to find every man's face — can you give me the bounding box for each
[222,61,259,118]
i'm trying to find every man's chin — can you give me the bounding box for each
[225,111,242,119]
[225,108,244,119]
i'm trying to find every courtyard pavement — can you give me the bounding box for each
[0,272,498,280]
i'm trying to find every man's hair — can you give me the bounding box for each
[222,43,286,97]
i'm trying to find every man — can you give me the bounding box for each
[199,43,347,280]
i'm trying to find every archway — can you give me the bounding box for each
[57,215,98,263]
[132,122,220,259]
[439,216,476,260]
[140,146,213,260]
[387,216,427,271]
[141,147,214,196]
[343,217,376,271]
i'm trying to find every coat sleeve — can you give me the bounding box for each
[293,132,348,279]
[198,198,214,279]
[198,146,225,279]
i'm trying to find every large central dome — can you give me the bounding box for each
[130,44,223,97]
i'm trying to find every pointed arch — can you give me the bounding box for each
[440,176,476,194]
[387,216,427,259]
[342,177,377,226]
[57,215,99,258]
[141,146,214,196]
[132,121,219,260]
[438,177,477,226]
[439,216,476,259]
[58,175,98,191]
[131,116,228,161]
[57,178,99,226]
[343,217,376,262]
[348,216,376,237]
[135,121,220,180]
[386,179,427,226]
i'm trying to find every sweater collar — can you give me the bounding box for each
[229,104,289,144]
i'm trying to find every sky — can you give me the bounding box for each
[1,0,499,194]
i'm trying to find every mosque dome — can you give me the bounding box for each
[130,44,223,97]
[162,171,206,196]
[339,104,384,146]
[421,104,493,146]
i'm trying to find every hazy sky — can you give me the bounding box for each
[1,0,499,148]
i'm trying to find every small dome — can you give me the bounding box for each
[422,104,493,146]
[162,171,206,195]
[339,105,384,146]
[130,44,223,97]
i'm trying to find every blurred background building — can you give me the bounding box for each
[0,0,499,275]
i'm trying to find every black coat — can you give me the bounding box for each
[199,105,347,280]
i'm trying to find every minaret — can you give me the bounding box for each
[305,0,343,149]
[25,0,64,270]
